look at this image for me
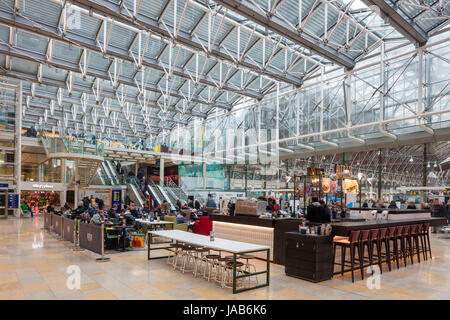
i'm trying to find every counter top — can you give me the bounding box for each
[331,217,447,236]
[349,208,431,214]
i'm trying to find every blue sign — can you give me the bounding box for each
[0,183,8,188]
[112,189,122,211]
[8,193,19,209]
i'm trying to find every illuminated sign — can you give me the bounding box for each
[32,184,54,189]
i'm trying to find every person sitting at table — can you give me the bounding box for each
[176,212,186,224]
[90,210,105,225]
[88,203,98,218]
[388,201,398,209]
[45,203,55,214]
[71,201,86,219]
[119,209,136,227]
[128,202,139,218]
[161,200,169,214]
[108,204,119,219]
[63,202,72,211]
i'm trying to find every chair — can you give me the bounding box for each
[358,230,372,280]
[163,215,188,231]
[369,228,388,274]
[104,228,120,250]
[422,223,432,259]
[333,230,361,283]
[193,216,213,236]
[409,224,422,264]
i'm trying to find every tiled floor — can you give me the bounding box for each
[0,216,449,300]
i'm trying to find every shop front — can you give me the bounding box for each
[19,182,65,214]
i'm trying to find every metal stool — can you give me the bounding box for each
[203,254,220,281]
[193,247,210,277]
[180,245,197,273]
[239,254,258,285]
[221,261,244,289]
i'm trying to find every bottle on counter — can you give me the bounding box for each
[210,230,215,241]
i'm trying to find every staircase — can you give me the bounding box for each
[77,160,101,188]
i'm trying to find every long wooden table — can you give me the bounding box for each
[147,230,270,294]
[331,217,447,236]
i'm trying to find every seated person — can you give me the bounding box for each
[108,204,119,219]
[128,202,139,218]
[88,203,98,217]
[46,204,55,214]
[176,212,186,224]
[71,201,86,219]
[388,201,398,209]
[119,209,136,227]
[90,210,105,225]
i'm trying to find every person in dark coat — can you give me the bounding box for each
[306,197,329,223]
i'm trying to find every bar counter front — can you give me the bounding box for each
[209,213,447,267]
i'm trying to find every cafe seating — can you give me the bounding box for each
[180,245,197,273]
[421,223,432,260]
[203,253,221,281]
[357,230,372,280]
[193,247,210,278]
[167,243,183,266]
[239,254,258,285]
[221,261,245,289]
[333,230,361,283]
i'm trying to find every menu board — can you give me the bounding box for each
[343,179,359,194]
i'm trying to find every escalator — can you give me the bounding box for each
[101,162,116,185]
[127,179,145,208]
[105,160,120,185]
[146,183,162,206]
[156,184,176,211]
[147,180,176,211]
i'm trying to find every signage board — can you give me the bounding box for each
[7,193,19,209]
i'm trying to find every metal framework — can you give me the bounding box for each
[0,0,448,154]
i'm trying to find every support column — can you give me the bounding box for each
[244,164,248,197]
[74,159,79,205]
[202,161,206,189]
[377,149,383,200]
[60,158,66,207]
[159,157,164,186]
[14,81,22,217]
[423,143,428,202]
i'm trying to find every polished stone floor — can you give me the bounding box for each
[0,216,449,300]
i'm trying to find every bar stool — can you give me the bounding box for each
[409,224,422,264]
[388,226,401,270]
[203,254,220,281]
[239,254,258,285]
[193,247,210,277]
[215,256,233,284]
[422,223,432,260]
[172,242,186,270]
[221,260,245,289]
[333,230,361,283]
[395,225,407,267]
[369,228,388,274]
[403,225,414,265]
[180,245,197,273]
[167,243,183,266]
[358,230,372,280]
